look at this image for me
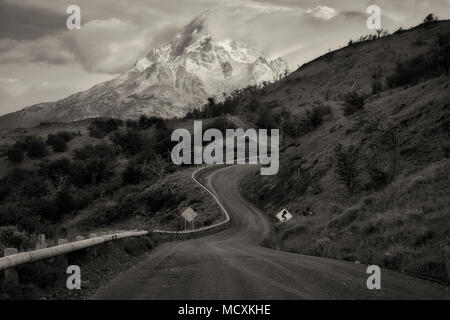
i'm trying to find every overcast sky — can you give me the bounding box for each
[0,0,449,115]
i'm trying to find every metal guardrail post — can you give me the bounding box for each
[55,239,69,268]
[3,248,19,287]
[36,234,47,250]
[88,234,98,257]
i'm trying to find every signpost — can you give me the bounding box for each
[276,208,292,223]
[181,207,198,231]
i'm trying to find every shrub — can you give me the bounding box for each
[110,129,145,156]
[7,147,24,163]
[423,13,438,25]
[33,198,59,222]
[387,39,448,88]
[150,125,175,155]
[256,106,277,129]
[88,119,123,139]
[306,104,331,128]
[122,164,143,185]
[46,131,77,152]
[84,158,112,185]
[343,91,365,116]
[55,188,80,215]
[48,136,67,152]
[0,226,32,251]
[73,143,116,161]
[367,162,389,190]
[126,115,167,130]
[26,138,48,158]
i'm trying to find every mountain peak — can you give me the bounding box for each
[0,14,290,128]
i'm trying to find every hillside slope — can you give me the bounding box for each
[236,20,450,282]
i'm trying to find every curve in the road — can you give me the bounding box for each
[93,164,450,300]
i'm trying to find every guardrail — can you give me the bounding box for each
[1,164,233,286]
[152,164,231,235]
[0,231,148,272]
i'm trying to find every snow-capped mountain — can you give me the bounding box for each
[0,16,290,129]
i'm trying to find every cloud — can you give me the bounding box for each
[306,5,338,20]
[63,18,155,74]
[0,1,67,40]
[0,36,74,65]
[0,78,28,97]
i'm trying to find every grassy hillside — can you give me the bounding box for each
[232,20,450,282]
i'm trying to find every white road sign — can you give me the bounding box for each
[276,208,293,223]
[181,207,198,222]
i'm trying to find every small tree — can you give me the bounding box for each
[151,154,168,178]
[365,153,389,190]
[110,129,145,156]
[335,144,359,196]
[377,123,406,180]
[343,91,365,116]
[423,13,438,25]
[122,163,143,185]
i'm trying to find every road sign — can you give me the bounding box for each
[181,207,198,231]
[181,207,198,222]
[276,208,292,223]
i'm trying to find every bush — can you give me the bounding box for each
[0,226,32,251]
[306,104,331,128]
[13,136,48,158]
[73,143,116,161]
[387,39,449,88]
[110,129,145,156]
[26,138,48,158]
[7,147,24,163]
[122,164,143,185]
[46,131,77,152]
[126,115,167,130]
[343,91,365,116]
[256,106,277,129]
[55,188,80,215]
[366,156,389,190]
[48,136,67,152]
[423,13,438,25]
[146,188,184,212]
[84,158,112,185]
[88,119,123,139]
[33,198,59,222]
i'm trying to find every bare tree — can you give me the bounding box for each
[151,154,168,178]
[377,123,407,180]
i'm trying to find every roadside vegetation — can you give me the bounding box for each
[0,116,224,252]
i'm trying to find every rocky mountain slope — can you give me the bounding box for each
[0,16,289,129]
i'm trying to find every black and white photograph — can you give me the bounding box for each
[0,0,449,306]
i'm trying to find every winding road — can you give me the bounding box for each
[93,164,450,300]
